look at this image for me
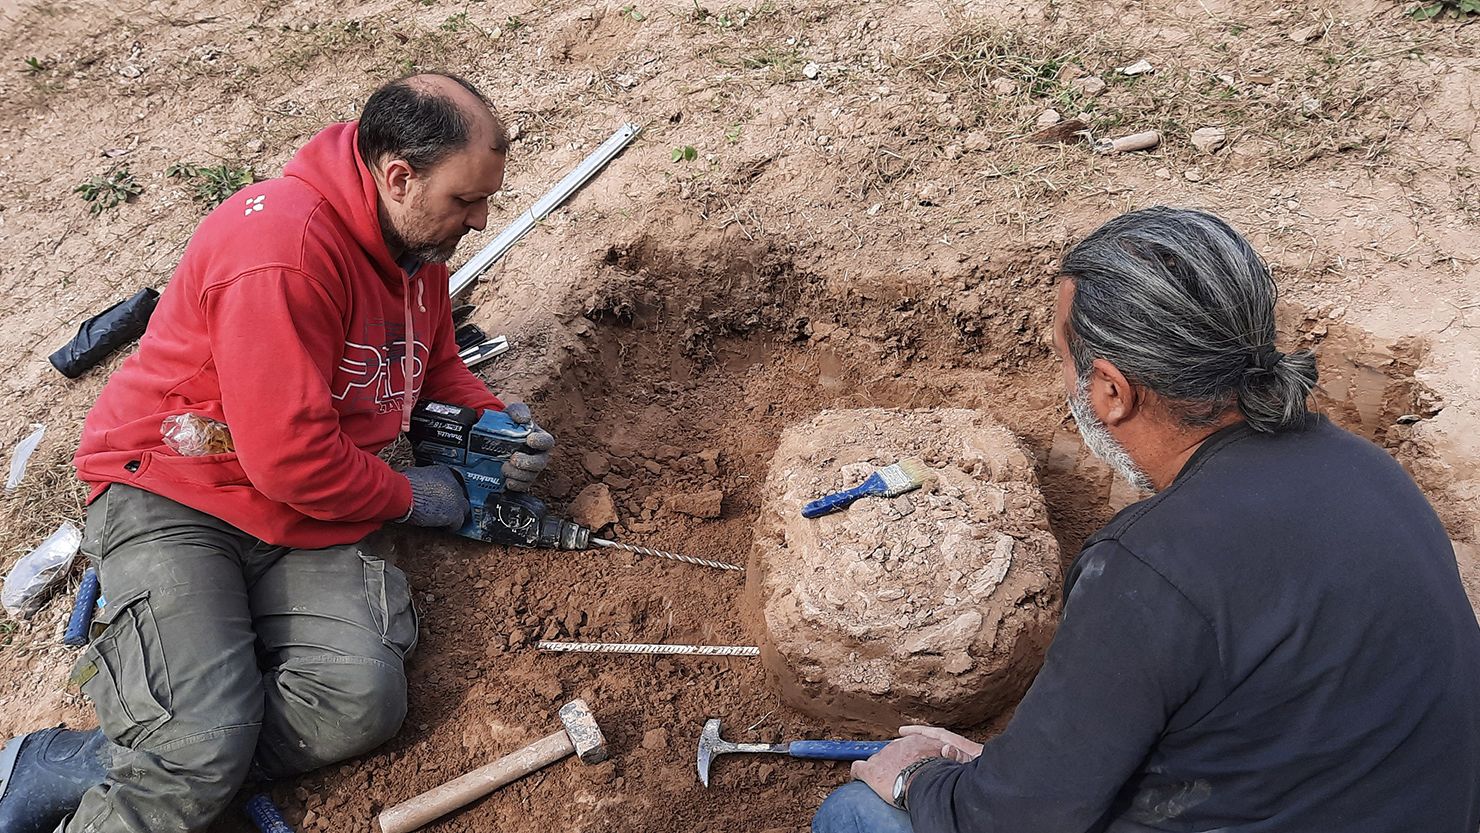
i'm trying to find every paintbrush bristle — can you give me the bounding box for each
[876,458,930,495]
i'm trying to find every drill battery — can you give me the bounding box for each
[408,401,587,550]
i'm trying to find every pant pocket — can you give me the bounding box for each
[360,554,419,660]
[71,590,174,748]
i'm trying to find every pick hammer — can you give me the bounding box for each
[377,699,607,833]
[697,718,888,787]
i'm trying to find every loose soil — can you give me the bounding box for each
[755,408,1061,733]
[0,0,1476,832]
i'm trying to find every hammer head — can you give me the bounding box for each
[558,699,608,764]
[697,718,724,787]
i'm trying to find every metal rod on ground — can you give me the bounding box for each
[537,641,760,657]
[589,537,742,572]
[449,123,644,298]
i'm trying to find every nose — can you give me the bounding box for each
[467,199,488,232]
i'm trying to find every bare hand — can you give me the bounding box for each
[849,734,943,804]
[899,725,983,763]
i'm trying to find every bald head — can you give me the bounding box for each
[357,71,508,172]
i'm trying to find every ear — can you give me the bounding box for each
[1088,357,1141,427]
[381,158,416,204]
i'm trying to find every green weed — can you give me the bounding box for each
[671,145,698,162]
[22,56,47,74]
[1410,0,1479,18]
[167,162,256,208]
[74,168,142,214]
[620,5,647,21]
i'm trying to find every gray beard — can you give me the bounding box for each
[1068,375,1155,492]
[380,213,460,264]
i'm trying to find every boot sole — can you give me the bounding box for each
[0,732,26,802]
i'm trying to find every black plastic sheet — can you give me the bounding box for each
[48,287,160,378]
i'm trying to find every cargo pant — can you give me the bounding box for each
[63,484,419,832]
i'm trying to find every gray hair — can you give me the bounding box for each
[1060,206,1317,434]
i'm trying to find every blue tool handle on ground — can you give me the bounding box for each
[62,568,101,647]
[788,739,890,761]
[245,794,295,833]
[802,476,882,519]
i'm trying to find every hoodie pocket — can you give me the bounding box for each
[72,590,174,747]
[140,449,252,488]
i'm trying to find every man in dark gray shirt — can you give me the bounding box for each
[814,207,1480,833]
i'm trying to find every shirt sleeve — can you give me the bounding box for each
[417,290,503,413]
[204,268,412,523]
[907,540,1221,833]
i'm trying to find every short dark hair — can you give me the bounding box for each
[357,72,508,171]
[1061,207,1318,434]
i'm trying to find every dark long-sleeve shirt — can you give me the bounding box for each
[909,415,1480,833]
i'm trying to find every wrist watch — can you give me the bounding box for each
[891,756,944,812]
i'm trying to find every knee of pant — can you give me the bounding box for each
[272,658,407,766]
[812,781,914,833]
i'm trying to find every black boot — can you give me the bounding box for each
[0,727,109,833]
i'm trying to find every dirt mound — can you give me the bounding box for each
[754,408,1061,732]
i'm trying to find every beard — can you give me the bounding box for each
[380,202,464,264]
[1068,374,1155,492]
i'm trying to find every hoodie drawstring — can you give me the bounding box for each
[400,273,415,433]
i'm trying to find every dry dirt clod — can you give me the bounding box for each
[1036,108,1062,128]
[570,484,619,529]
[667,490,724,518]
[581,451,612,478]
[1184,167,1205,182]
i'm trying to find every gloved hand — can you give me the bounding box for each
[500,402,555,492]
[400,464,470,531]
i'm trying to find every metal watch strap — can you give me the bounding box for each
[892,756,944,812]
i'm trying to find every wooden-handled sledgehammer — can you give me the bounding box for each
[376,699,608,833]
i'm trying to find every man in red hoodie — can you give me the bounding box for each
[0,73,551,833]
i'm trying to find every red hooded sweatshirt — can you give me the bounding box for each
[75,122,502,548]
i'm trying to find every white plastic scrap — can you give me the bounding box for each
[2,520,83,618]
[5,424,45,491]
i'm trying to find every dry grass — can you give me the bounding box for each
[1,433,89,573]
[900,13,1437,172]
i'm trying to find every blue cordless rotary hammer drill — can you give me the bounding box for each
[408,401,589,550]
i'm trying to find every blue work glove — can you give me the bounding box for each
[400,464,470,531]
[501,402,554,492]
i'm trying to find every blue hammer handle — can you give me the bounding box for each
[788,739,890,760]
[62,568,101,647]
[802,473,887,519]
[244,794,295,833]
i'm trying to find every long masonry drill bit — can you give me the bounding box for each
[589,537,743,572]
[537,641,759,657]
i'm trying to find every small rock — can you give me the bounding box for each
[604,474,632,491]
[1190,126,1226,153]
[803,61,821,79]
[1119,59,1154,76]
[246,138,265,154]
[989,77,1016,96]
[668,490,724,519]
[1288,23,1323,44]
[581,451,611,478]
[698,449,720,476]
[1071,76,1106,96]
[614,73,638,89]
[536,677,562,700]
[1035,108,1061,127]
[1184,167,1204,182]
[570,484,619,529]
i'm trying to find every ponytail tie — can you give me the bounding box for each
[1252,346,1285,372]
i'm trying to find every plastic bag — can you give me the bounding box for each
[5,423,45,492]
[161,414,234,456]
[2,521,83,619]
[48,287,160,379]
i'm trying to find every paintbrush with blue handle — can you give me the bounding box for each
[802,458,930,519]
